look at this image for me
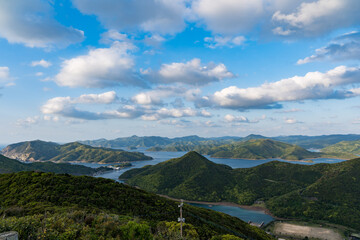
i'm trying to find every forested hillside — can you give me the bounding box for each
[121,152,360,230]
[1,140,152,163]
[0,154,110,175]
[0,172,273,240]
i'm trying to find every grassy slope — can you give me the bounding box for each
[1,140,152,163]
[0,154,109,175]
[0,171,272,240]
[121,152,360,230]
[322,140,360,155]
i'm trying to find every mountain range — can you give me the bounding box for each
[120,151,360,230]
[148,139,356,160]
[1,140,152,163]
[79,134,360,149]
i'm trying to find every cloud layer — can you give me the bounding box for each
[72,0,188,35]
[42,91,211,121]
[272,0,360,37]
[0,0,83,48]
[298,31,360,64]
[199,66,360,109]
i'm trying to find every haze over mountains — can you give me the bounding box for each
[80,134,360,149]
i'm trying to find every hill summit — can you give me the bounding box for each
[120,151,234,201]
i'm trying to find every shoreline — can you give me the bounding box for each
[144,151,348,162]
[157,194,283,220]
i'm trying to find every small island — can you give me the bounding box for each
[109,162,133,170]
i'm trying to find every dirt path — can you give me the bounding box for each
[274,223,342,240]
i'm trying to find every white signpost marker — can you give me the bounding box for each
[178,199,185,238]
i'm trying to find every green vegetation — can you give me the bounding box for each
[1,140,152,163]
[149,139,355,160]
[121,151,360,230]
[80,134,360,150]
[0,171,273,240]
[80,135,175,148]
[0,154,110,175]
[274,134,360,149]
[322,140,360,155]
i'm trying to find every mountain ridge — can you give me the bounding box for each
[1,140,152,163]
[0,154,110,175]
[79,134,360,149]
[148,139,356,160]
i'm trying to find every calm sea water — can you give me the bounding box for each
[78,147,344,181]
[189,203,274,225]
[72,148,345,224]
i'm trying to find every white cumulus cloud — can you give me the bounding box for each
[55,41,146,88]
[41,91,118,117]
[199,65,360,109]
[145,58,234,86]
[272,0,360,37]
[31,59,52,68]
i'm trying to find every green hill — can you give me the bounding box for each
[81,134,360,150]
[121,151,235,201]
[149,139,354,160]
[1,140,152,163]
[0,154,110,175]
[0,171,273,240]
[322,140,360,155]
[121,152,360,230]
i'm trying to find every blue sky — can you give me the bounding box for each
[0,0,360,144]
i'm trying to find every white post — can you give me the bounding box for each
[178,199,185,238]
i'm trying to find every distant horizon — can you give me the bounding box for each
[2,132,360,146]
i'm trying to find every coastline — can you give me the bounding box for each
[157,194,283,220]
[144,151,348,162]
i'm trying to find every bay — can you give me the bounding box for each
[189,203,274,225]
[72,148,345,225]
